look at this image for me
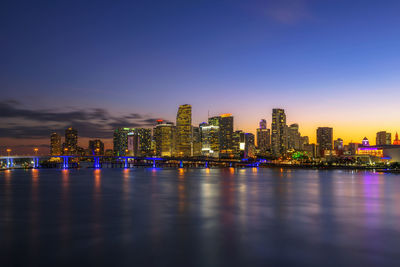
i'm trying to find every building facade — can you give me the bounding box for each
[376,131,391,146]
[316,127,333,156]
[271,108,286,157]
[200,123,220,157]
[64,127,78,155]
[176,104,192,157]
[89,139,104,155]
[209,114,234,158]
[50,132,62,156]
[256,119,270,155]
[127,128,152,156]
[154,122,175,157]
[113,128,130,156]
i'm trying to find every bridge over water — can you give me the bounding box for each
[0,155,259,169]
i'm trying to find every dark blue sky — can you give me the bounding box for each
[1,0,400,150]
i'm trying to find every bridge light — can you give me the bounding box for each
[6,149,11,156]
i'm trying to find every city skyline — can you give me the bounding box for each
[1,102,400,154]
[2,0,400,153]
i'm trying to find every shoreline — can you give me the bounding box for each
[1,165,400,173]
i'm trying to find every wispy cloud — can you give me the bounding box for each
[249,0,312,24]
[0,100,168,139]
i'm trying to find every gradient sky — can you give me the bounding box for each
[1,0,400,153]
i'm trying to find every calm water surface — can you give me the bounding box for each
[1,168,400,266]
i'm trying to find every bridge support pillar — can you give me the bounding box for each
[153,160,156,168]
[205,161,208,168]
[63,157,69,169]
[179,160,183,168]
[124,158,128,168]
[94,157,100,168]
[33,157,39,168]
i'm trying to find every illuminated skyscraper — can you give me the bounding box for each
[244,133,256,158]
[64,127,78,155]
[192,126,202,157]
[200,123,220,158]
[176,104,192,157]
[256,119,270,155]
[127,128,152,156]
[232,130,243,158]
[259,119,267,129]
[89,139,104,155]
[209,114,234,158]
[316,127,333,156]
[376,131,391,145]
[288,123,302,150]
[271,108,286,156]
[50,132,62,156]
[208,116,220,127]
[334,138,344,150]
[113,128,130,156]
[154,121,174,157]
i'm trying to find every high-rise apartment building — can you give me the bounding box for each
[376,131,391,145]
[50,132,62,156]
[192,126,202,157]
[127,128,152,156]
[256,119,270,155]
[89,139,104,155]
[113,128,130,156]
[64,127,78,155]
[176,104,192,157]
[244,133,256,158]
[154,122,174,157]
[232,130,243,158]
[271,108,286,156]
[304,144,317,158]
[316,127,333,156]
[288,123,302,150]
[209,114,234,158]
[200,123,220,157]
[259,119,267,129]
[334,138,344,151]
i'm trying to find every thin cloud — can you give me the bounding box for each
[248,0,312,24]
[0,100,167,139]
[267,0,311,24]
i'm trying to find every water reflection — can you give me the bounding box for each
[60,169,70,254]
[29,169,40,264]
[363,172,384,228]
[122,169,130,198]
[92,169,103,263]
[178,169,187,214]
[3,170,13,247]
[1,169,400,266]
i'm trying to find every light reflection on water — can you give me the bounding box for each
[0,168,400,266]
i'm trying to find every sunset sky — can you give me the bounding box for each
[2,0,400,153]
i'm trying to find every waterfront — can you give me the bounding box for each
[1,168,400,266]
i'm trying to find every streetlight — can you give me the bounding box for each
[6,149,11,157]
[34,148,38,156]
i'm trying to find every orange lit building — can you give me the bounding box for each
[356,147,383,157]
[393,132,400,145]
